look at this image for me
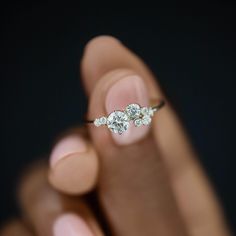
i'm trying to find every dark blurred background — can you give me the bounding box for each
[0,2,236,233]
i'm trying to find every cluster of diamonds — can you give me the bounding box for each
[93,103,156,135]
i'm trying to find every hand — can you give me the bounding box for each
[1,36,231,236]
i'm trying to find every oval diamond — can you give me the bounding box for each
[125,103,141,120]
[107,111,129,134]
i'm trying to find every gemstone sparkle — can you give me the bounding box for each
[94,118,101,127]
[125,104,141,120]
[142,115,152,125]
[99,116,107,125]
[134,118,143,127]
[107,111,129,134]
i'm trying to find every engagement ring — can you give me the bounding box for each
[85,100,165,135]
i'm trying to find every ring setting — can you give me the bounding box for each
[86,100,165,135]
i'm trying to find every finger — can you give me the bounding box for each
[19,160,104,236]
[83,41,187,235]
[82,36,231,236]
[0,220,33,236]
[48,127,99,194]
[81,36,160,98]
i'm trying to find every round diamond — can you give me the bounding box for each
[107,111,129,134]
[142,115,152,125]
[99,116,107,125]
[94,118,101,127]
[141,107,149,115]
[134,118,143,127]
[141,107,155,116]
[125,104,141,120]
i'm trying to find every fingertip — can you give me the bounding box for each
[83,35,122,55]
[50,135,88,168]
[82,35,123,74]
[81,35,126,94]
[53,213,94,236]
[49,138,99,194]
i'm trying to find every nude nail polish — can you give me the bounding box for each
[105,75,150,145]
[50,135,87,168]
[53,213,94,236]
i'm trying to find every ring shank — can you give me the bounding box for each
[152,100,165,111]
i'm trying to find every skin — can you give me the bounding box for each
[0,36,232,236]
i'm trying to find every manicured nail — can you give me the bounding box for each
[50,135,87,168]
[53,213,94,236]
[105,75,149,145]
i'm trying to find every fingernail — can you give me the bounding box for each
[50,135,87,168]
[105,75,149,145]
[53,213,94,236]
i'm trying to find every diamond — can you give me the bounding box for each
[107,111,129,134]
[125,104,141,120]
[141,107,155,117]
[142,115,152,125]
[134,118,143,127]
[141,107,149,115]
[99,116,107,125]
[94,118,101,127]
